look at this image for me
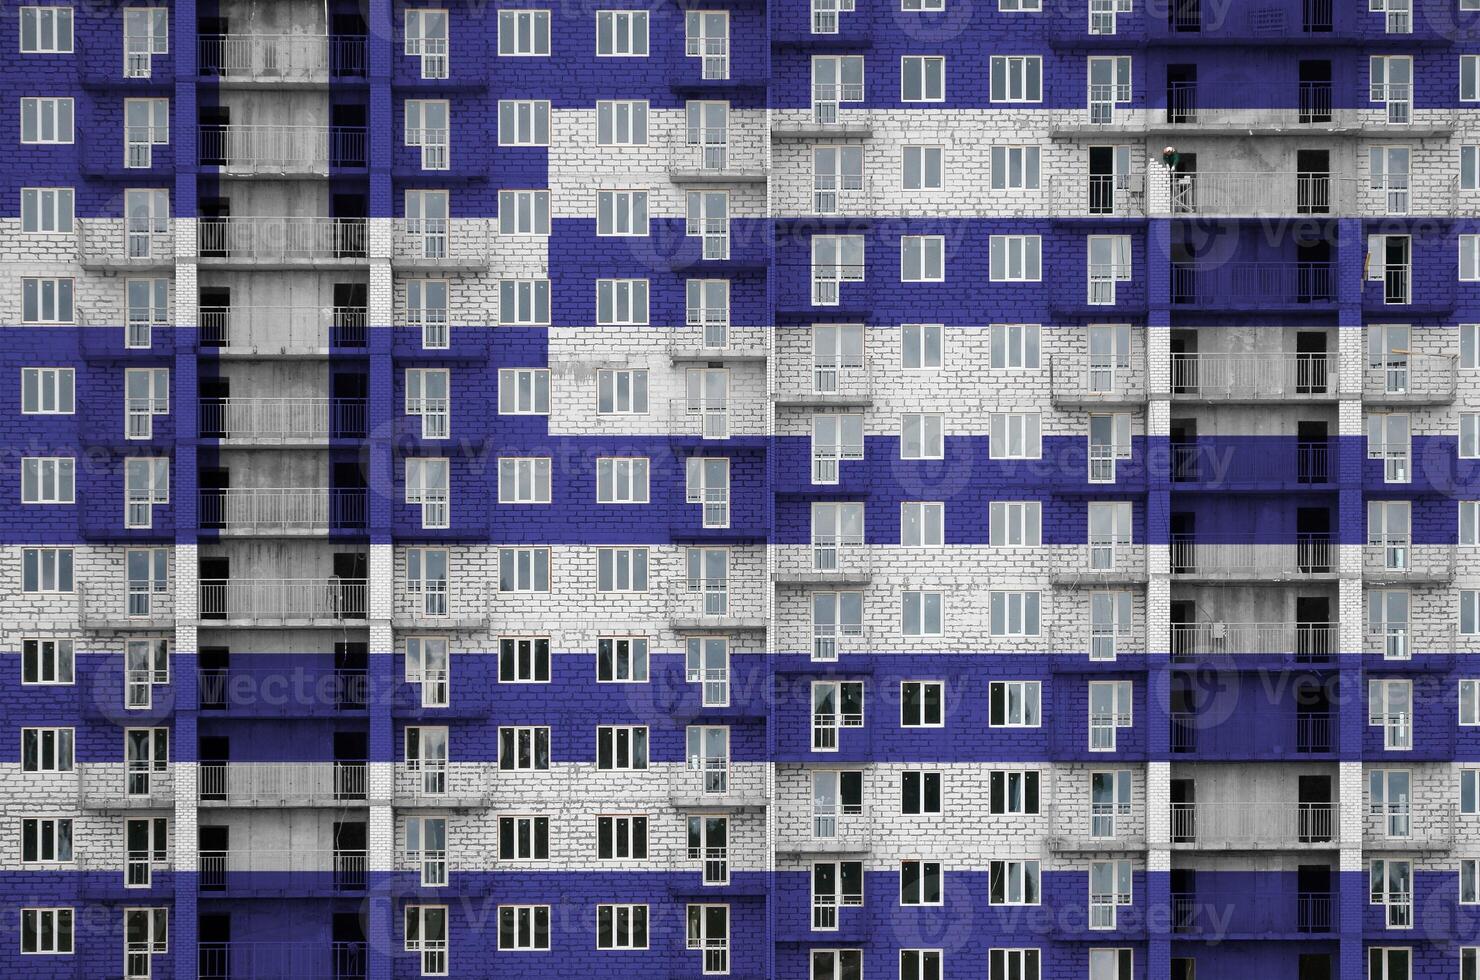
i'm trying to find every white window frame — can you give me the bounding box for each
[597,904,649,950]
[123,457,168,529]
[989,55,1043,103]
[21,277,74,324]
[900,55,945,103]
[988,859,1041,906]
[598,636,650,683]
[497,9,550,56]
[497,189,550,236]
[19,7,73,53]
[902,590,943,636]
[21,457,74,504]
[596,278,650,325]
[498,368,550,416]
[597,457,650,504]
[902,145,944,190]
[19,907,73,954]
[596,10,649,56]
[901,501,944,547]
[497,100,550,147]
[989,680,1041,728]
[497,457,551,505]
[596,100,648,146]
[406,458,451,528]
[900,680,944,727]
[20,97,73,144]
[21,638,74,686]
[989,236,1043,281]
[597,368,649,415]
[20,187,73,234]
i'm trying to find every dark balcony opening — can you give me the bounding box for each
[199,736,229,801]
[199,197,231,258]
[199,107,230,166]
[334,913,369,980]
[334,730,369,802]
[1170,674,1199,752]
[335,642,369,710]
[1303,0,1334,32]
[331,373,369,438]
[1088,145,1131,215]
[1170,331,1198,394]
[331,15,369,78]
[1170,600,1196,661]
[1296,330,1330,394]
[1296,508,1332,573]
[1299,61,1333,123]
[197,18,229,75]
[1170,0,1201,32]
[1171,869,1197,932]
[199,556,230,619]
[199,646,230,710]
[1167,65,1197,124]
[1171,779,1196,842]
[1298,775,1334,843]
[1300,953,1333,980]
[199,824,229,892]
[1297,420,1330,484]
[1298,866,1334,931]
[333,283,369,347]
[1296,596,1333,663]
[199,468,230,529]
[1297,149,1331,214]
[334,821,368,891]
[334,552,369,618]
[331,103,368,168]
[200,287,231,346]
[1169,512,1195,573]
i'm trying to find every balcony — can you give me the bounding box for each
[395,762,490,808]
[198,33,367,84]
[199,848,367,896]
[76,219,174,269]
[1049,625,1145,664]
[1169,353,1339,401]
[199,306,368,356]
[198,125,368,174]
[391,219,490,270]
[1050,174,1147,217]
[392,587,488,629]
[1049,354,1148,406]
[668,135,769,183]
[777,806,872,856]
[1364,803,1456,851]
[1363,354,1458,404]
[1171,262,1335,309]
[198,578,368,625]
[198,397,367,444]
[1155,171,1353,216]
[668,323,769,364]
[199,666,368,716]
[78,765,174,810]
[773,361,872,407]
[1171,711,1334,756]
[1171,621,1337,661]
[1163,81,1335,130]
[669,580,767,630]
[1048,803,1145,852]
[1171,442,1336,490]
[667,397,764,441]
[200,488,368,535]
[1173,890,1336,938]
[199,942,367,980]
[78,583,175,630]
[1362,541,1455,584]
[1050,544,1149,585]
[198,762,369,807]
[198,217,367,265]
[1363,624,1454,661]
[1170,801,1337,848]
[773,543,872,585]
[669,762,769,809]
[1170,535,1335,580]
[77,850,174,898]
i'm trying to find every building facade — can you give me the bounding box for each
[2,0,1480,978]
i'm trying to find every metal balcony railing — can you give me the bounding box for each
[1173,891,1336,935]
[199,305,367,353]
[1171,442,1334,487]
[1170,353,1337,399]
[1170,801,1337,846]
[198,217,367,262]
[198,397,367,441]
[198,34,367,81]
[1164,81,1335,127]
[1170,712,1334,755]
[198,762,368,805]
[1171,262,1335,307]
[198,848,368,893]
[1160,171,1354,216]
[198,578,368,621]
[199,125,368,171]
[198,667,368,713]
[1170,621,1337,660]
[1363,354,1458,402]
[199,488,367,532]
[1169,535,1335,578]
[199,941,367,980]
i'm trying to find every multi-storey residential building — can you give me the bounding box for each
[3,1,1480,979]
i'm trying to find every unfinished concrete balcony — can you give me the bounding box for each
[198,848,368,896]
[1171,261,1336,310]
[197,578,368,626]
[198,125,368,175]
[1363,539,1455,584]
[198,217,367,266]
[1171,710,1334,756]
[1169,352,1340,402]
[76,218,175,269]
[773,357,872,408]
[668,323,768,364]
[198,941,368,980]
[1363,353,1458,405]
[198,665,368,717]
[773,543,872,586]
[198,761,370,807]
[1170,800,1337,849]
[1170,621,1337,662]
[1172,889,1337,939]
[391,219,490,271]
[198,397,367,445]
[197,33,368,85]
[1049,353,1149,407]
[667,132,769,184]
[1170,535,1336,580]
[198,488,368,536]
[1156,81,1454,135]
[1154,171,1354,217]
[199,305,368,357]
[1050,544,1148,586]
[1171,440,1337,490]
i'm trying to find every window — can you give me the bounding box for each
[597,369,648,415]
[124,98,168,167]
[1088,235,1133,304]
[685,11,729,79]
[1369,678,1414,750]
[597,279,650,325]
[989,770,1040,814]
[597,547,649,592]
[404,726,449,796]
[1370,769,1412,837]
[405,549,449,617]
[22,639,73,686]
[498,100,550,146]
[21,457,73,504]
[990,950,1040,980]
[901,770,943,814]
[1466,147,1480,192]
[990,591,1041,636]
[123,907,167,979]
[20,7,72,53]
[989,501,1042,547]
[1464,590,1480,635]
[123,8,167,77]
[813,681,865,750]
[687,190,729,260]
[1371,146,1411,214]
[1371,56,1414,124]
[686,904,729,975]
[22,278,73,323]
[812,234,865,305]
[403,369,450,440]
[901,681,944,727]
[991,146,1041,191]
[903,146,943,190]
[498,457,551,504]
[812,55,865,123]
[901,413,944,459]
[687,279,730,344]
[597,725,648,769]
[499,547,550,592]
[687,637,729,706]
[22,547,73,593]
[405,905,449,973]
[598,637,649,682]
[1464,501,1480,546]
[1087,56,1133,123]
[597,905,649,950]
[123,458,167,528]
[1090,591,1133,661]
[900,860,942,905]
[688,458,730,528]
[1465,55,1480,101]
[990,56,1042,102]
[124,368,167,439]
[1464,949,1478,980]
[599,815,649,859]
[901,235,945,282]
[404,8,449,78]
[597,10,648,55]
[498,726,550,770]
[812,413,865,483]
[1464,860,1480,903]
[1462,679,1480,725]
[403,279,448,350]
[21,188,72,233]
[498,369,549,416]
[403,101,449,172]
[1089,948,1134,980]
[810,950,862,978]
[22,728,74,772]
[902,323,943,370]
[1465,769,1480,814]
[499,637,550,684]
[1465,324,1480,371]
[406,458,450,528]
[902,590,943,636]
[1089,680,1133,751]
[126,548,167,616]
[1089,860,1132,928]
[405,816,447,886]
[813,590,864,661]
[1368,412,1411,483]
[21,817,72,863]
[123,638,168,710]
[498,9,549,55]
[498,190,550,236]
[1089,502,1133,569]
[813,146,863,214]
[597,190,648,237]
[129,276,170,348]
[596,100,648,145]
[404,637,448,706]
[596,458,650,505]
[901,56,945,102]
[901,502,944,546]
[1089,413,1134,482]
[989,681,1041,727]
[1370,859,1414,928]
[498,815,549,860]
[1370,590,1411,660]
[903,0,946,8]
[20,97,73,144]
[1464,236,1480,282]
[1367,233,1411,303]
[989,859,1040,905]
[685,367,731,440]
[989,236,1042,281]
[20,908,72,954]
